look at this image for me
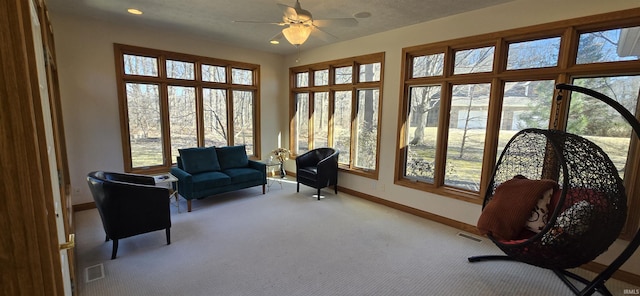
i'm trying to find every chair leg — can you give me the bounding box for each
[262,184,265,194]
[111,239,119,260]
[166,228,171,245]
[317,188,321,200]
[297,182,300,192]
[187,200,192,212]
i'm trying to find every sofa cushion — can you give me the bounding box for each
[216,145,249,170]
[191,171,231,192]
[223,168,263,184]
[178,147,221,174]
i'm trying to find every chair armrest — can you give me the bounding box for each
[170,167,193,197]
[316,152,339,183]
[295,150,319,168]
[105,172,155,185]
[248,160,267,183]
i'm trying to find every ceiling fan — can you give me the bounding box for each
[234,0,358,47]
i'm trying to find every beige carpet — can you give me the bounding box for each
[74,179,639,295]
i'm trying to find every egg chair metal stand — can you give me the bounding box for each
[468,84,640,296]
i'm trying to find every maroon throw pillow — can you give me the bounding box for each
[477,175,559,241]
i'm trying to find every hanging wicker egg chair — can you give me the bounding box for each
[469,84,640,296]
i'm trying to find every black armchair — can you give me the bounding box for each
[86,171,171,259]
[295,148,339,200]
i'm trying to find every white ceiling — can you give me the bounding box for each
[47,0,518,55]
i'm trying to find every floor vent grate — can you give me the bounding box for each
[457,232,482,242]
[85,263,105,283]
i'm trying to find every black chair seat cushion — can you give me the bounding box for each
[298,167,318,180]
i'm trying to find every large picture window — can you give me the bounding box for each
[290,53,384,178]
[115,44,260,173]
[397,12,640,238]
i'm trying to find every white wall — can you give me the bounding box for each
[52,0,640,276]
[283,0,640,276]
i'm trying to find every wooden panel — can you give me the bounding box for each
[0,0,62,295]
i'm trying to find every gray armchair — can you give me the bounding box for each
[295,148,339,200]
[87,171,171,259]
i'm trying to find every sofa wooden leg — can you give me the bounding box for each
[317,188,321,200]
[166,228,171,245]
[335,185,338,194]
[262,184,265,194]
[187,200,192,212]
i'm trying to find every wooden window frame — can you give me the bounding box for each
[114,44,261,174]
[396,8,640,239]
[289,53,385,179]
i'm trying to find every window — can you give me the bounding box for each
[290,53,384,178]
[397,10,640,238]
[115,44,260,173]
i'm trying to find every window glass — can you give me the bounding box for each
[355,89,379,170]
[295,93,310,153]
[123,54,158,77]
[412,53,444,78]
[202,65,226,83]
[335,66,352,84]
[334,91,352,165]
[314,69,329,86]
[203,88,228,147]
[313,92,329,148]
[445,83,491,191]
[232,68,252,85]
[126,83,163,167]
[577,26,640,64]
[497,80,555,157]
[359,62,381,82]
[405,85,441,182]
[166,60,194,80]
[506,37,561,70]
[232,90,254,153]
[567,76,640,179]
[296,72,309,87]
[453,46,494,74]
[168,86,197,163]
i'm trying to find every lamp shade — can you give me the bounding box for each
[282,23,312,46]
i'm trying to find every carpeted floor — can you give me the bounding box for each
[74,179,639,295]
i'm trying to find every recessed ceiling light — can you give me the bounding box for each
[354,11,371,18]
[127,8,143,15]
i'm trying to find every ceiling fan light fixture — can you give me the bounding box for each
[282,23,312,46]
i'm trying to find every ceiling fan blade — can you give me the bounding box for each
[277,3,298,20]
[233,20,286,26]
[313,18,358,27]
[270,31,284,42]
[312,26,338,42]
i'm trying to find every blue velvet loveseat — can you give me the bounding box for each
[170,145,266,212]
